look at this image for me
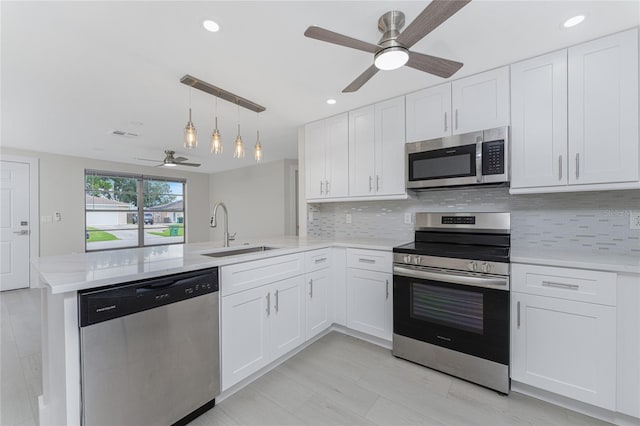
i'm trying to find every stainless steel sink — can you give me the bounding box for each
[201,246,277,258]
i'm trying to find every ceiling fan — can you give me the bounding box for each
[304,0,471,92]
[136,150,201,168]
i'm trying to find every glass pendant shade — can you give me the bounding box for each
[184,107,198,149]
[233,124,245,159]
[254,130,262,162]
[210,117,223,154]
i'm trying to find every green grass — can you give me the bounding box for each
[148,225,184,237]
[86,227,119,242]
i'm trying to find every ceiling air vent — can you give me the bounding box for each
[110,130,139,138]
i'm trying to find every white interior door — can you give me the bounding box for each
[1,160,31,291]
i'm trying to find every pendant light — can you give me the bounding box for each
[254,112,263,162]
[210,96,223,154]
[233,103,245,159]
[184,89,198,149]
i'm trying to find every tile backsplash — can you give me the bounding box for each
[307,188,640,257]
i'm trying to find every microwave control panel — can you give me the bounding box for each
[482,140,505,175]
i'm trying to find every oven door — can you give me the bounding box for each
[393,265,509,365]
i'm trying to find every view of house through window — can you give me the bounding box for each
[85,170,185,251]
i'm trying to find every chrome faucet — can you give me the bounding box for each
[210,201,231,247]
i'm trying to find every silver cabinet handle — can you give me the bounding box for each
[266,292,271,316]
[575,153,580,179]
[385,279,389,300]
[320,181,324,195]
[314,257,327,264]
[369,176,373,192]
[558,155,563,180]
[13,230,29,235]
[359,258,375,264]
[325,180,330,194]
[309,279,313,298]
[517,301,521,328]
[455,109,459,130]
[376,175,380,192]
[542,280,580,290]
[444,111,448,132]
[274,289,279,313]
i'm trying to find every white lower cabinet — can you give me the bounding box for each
[221,275,305,390]
[305,268,332,339]
[511,264,617,410]
[346,267,392,341]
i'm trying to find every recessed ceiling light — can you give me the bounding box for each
[202,20,220,32]
[326,99,337,105]
[563,15,585,28]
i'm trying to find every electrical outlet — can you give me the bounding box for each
[346,213,352,224]
[404,212,412,225]
[630,211,640,230]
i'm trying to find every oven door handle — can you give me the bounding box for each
[393,266,509,290]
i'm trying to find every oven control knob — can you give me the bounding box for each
[481,263,491,273]
[467,261,477,272]
[404,255,412,264]
[414,256,422,265]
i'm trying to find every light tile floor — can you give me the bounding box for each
[1,288,612,426]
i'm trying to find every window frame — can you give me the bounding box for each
[84,169,187,252]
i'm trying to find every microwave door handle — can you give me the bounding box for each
[393,265,509,290]
[476,141,483,183]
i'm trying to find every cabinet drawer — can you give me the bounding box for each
[512,263,616,306]
[305,249,332,272]
[346,249,392,273]
[221,253,305,296]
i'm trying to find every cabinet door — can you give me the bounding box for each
[452,66,510,134]
[511,292,616,409]
[511,50,568,188]
[405,84,451,143]
[306,269,333,339]
[270,276,306,360]
[221,286,270,390]
[325,113,349,198]
[568,29,639,185]
[348,105,376,196]
[375,96,406,196]
[305,119,326,199]
[346,269,392,340]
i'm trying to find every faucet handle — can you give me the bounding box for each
[229,232,237,241]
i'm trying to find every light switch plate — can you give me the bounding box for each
[346,214,352,224]
[630,211,640,230]
[404,213,412,225]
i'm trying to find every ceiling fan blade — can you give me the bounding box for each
[176,162,201,167]
[304,26,378,54]
[397,0,471,48]
[342,65,379,93]
[135,157,162,163]
[406,51,463,78]
[173,156,189,162]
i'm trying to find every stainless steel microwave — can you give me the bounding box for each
[406,126,509,190]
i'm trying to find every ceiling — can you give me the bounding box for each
[1,1,638,174]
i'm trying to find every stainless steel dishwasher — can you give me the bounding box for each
[78,268,220,426]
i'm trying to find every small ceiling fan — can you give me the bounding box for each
[136,150,201,167]
[304,0,471,92]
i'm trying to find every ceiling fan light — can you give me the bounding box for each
[374,47,409,71]
[163,162,177,167]
[184,107,198,149]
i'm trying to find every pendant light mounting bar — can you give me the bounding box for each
[180,74,266,113]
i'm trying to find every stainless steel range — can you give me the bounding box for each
[392,212,511,394]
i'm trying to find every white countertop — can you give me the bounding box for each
[32,236,407,294]
[511,249,640,274]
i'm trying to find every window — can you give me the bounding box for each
[85,170,186,251]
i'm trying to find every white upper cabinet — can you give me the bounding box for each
[405,83,451,143]
[568,29,639,185]
[348,97,406,198]
[510,28,639,194]
[405,67,509,143]
[451,66,510,134]
[511,50,568,189]
[305,113,349,200]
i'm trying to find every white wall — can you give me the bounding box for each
[0,147,210,256]
[209,159,298,243]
